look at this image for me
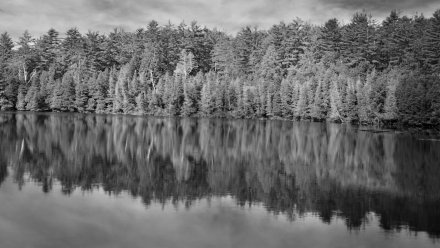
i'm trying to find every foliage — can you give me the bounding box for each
[0,10,440,126]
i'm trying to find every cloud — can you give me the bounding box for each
[316,0,439,22]
[0,0,437,39]
[317,0,438,11]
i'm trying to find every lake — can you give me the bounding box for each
[0,112,439,248]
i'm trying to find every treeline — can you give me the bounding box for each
[0,10,440,126]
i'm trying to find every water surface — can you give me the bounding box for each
[0,112,439,248]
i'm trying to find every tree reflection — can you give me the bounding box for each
[0,113,440,238]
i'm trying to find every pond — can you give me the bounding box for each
[0,112,439,248]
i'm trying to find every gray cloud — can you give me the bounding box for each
[316,0,439,22]
[318,0,438,11]
[0,0,437,39]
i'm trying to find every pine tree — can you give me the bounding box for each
[164,74,183,116]
[95,70,109,113]
[0,32,14,62]
[60,71,76,112]
[383,69,399,120]
[214,78,225,115]
[174,49,196,78]
[25,72,41,111]
[181,78,198,117]
[427,75,440,124]
[212,37,236,76]
[44,65,56,108]
[319,18,342,54]
[280,78,292,118]
[36,28,60,70]
[62,28,85,68]
[296,83,308,118]
[0,90,13,110]
[242,86,254,117]
[272,91,282,117]
[425,10,440,73]
[0,32,14,110]
[106,66,118,113]
[200,77,214,116]
[75,80,89,113]
[37,71,50,111]
[341,11,378,66]
[50,79,63,111]
[329,81,343,121]
[113,65,130,113]
[345,77,358,121]
[311,78,324,120]
[124,72,139,113]
[85,74,97,112]
[135,91,148,114]
[265,90,273,117]
[258,45,281,83]
[356,77,369,123]
[16,86,27,111]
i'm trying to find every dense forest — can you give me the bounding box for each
[0,10,440,126]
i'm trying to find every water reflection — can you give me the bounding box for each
[0,113,439,239]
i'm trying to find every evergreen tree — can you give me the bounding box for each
[135,91,148,114]
[113,69,126,113]
[60,71,76,112]
[329,81,343,121]
[200,76,214,116]
[0,32,14,110]
[341,11,378,66]
[16,85,27,111]
[345,77,358,121]
[95,70,109,113]
[296,83,308,118]
[106,66,118,113]
[36,28,60,70]
[425,10,440,73]
[75,79,89,113]
[181,77,198,117]
[319,18,342,54]
[25,72,41,111]
[383,69,400,120]
[50,79,63,111]
[174,49,196,78]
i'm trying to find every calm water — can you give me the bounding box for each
[0,112,439,248]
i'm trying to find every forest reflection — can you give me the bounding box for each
[0,113,439,238]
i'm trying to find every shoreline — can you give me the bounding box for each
[1,110,439,133]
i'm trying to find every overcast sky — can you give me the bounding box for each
[0,0,438,39]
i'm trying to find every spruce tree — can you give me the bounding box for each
[135,92,148,114]
[85,74,98,112]
[106,66,118,113]
[60,71,76,112]
[75,80,89,113]
[319,18,342,54]
[383,69,400,120]
[50,79,63,111]
[425,10,440,73]
[25,72,41,111]
[280,78,292,118]
[329,81,343,122]
[95,70,109,113]
[296,83,308,118]
[181,78,198,117]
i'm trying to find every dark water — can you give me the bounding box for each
[0,113,439,248]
